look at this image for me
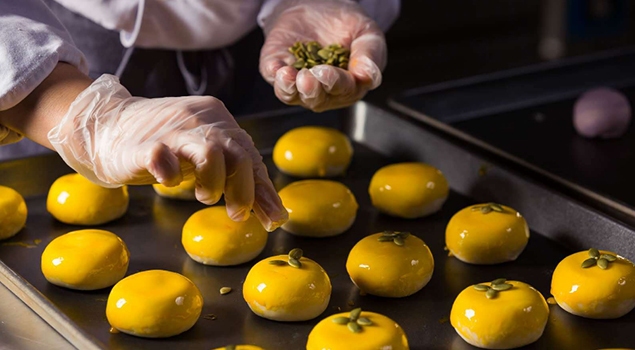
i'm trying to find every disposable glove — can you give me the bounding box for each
[260,0,387,112]
[48,74,287,231]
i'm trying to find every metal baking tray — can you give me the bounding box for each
[1,102,634,349]
[389,47,635,225]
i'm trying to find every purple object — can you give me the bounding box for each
[573,87,632,139]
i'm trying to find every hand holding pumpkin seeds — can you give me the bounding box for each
[259,0,387,112]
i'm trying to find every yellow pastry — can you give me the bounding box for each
[369,162,449,218]
[346,231,434,298]
[450,279,549,349]
[212,346,265,350]
[0,186,27,240]
[153,178,196,200]
[41,229,129,290]
[306,308,409,350]
[278,180,358,237]
[551,248,635,319]
[446,203,529,264]
[243,249,331,321]
[273,126,353,178]
[107,270,203,338]
[47,173,129,225]
[182,206,268,266]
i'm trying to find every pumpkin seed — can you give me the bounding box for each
[598,258,609,270]
[378,236,394,242]
[393,237,405,246]
[491,278,506,285]
[581,258,597,268]
[490,204,503,212]
[589,248,600,258]
[289,41,350,70]
[332,316,350,324]
[399,232,411,239]
[480,206,493,214]
[349,308,362,321]
[289,248,303,260]
[220,287,232,295]
[357,317,372,326]
[348,321,362,333]
[473,284,489,291]
[288,258,302,269]
[269,260,287,266]
[492,283,512,291]
[292,60,305,69]
[601,254,617,262]
[486,288,498,299]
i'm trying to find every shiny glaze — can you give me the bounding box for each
[182,206,268,266]
[278,180,358,237]
[551,250,635,319]
[0,186,27,240]
[41,229,129,290]
[106,270,203,338]
[273,126,353,178]
[306,311,409,350]
[346,233,434,298]
[242,255,331,321]
[153,177,196,200]
[47,173,129,225]
[445,204,529,265]
[369,162,449,219]
[212,346,265,350]
[450,281,549,349]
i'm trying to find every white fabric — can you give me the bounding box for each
[0,0,88,145]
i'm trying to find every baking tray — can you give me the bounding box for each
[1,102,634,350]
[389,47,635,224]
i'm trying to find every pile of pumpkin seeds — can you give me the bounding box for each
[471,203,504,214]
[289,41,350,70]
[332,308,372,333]
[377,231,410,246]
[581,248,617,269]
[473,278,513,299]
[269,248,303,269]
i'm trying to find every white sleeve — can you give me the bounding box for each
[258,0,401,32]
[0,0,88,145]
[55,0,262,50]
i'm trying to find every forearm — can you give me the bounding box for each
[0,63,92,150]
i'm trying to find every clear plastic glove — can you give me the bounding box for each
[47,74,288,231]
[260,0,387,112]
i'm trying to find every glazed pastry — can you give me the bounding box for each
[306,308,409,350]
[273,126,353,178]
[551,248,635,319]
[107,270,203,338]
[0,186,27,240]
[47,173,129,225]
[369,162,449,219]
[446,203,529,264]
[41,229,129,290]
[153,177,196,200]
[212,346,265,350]
[451,279,549,349]
[182,206,268,266]
[573,87,631,139]
[278,180,358,237]
[346,231,434,298]
[243,249,331,321]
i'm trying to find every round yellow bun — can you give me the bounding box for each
[153,178,196,200]
[551,250,635,319]
[182,206,268,266]
[107,270,203,338]
[306,310,409,350]
[243,254,331,321]
[273,126,353,178]
[346,232,434,298]
[212,346,265,350]
[278,180,358,237]
[0,186,27,240]
[41,229,129,290]
[450,280,549,349]
[446,203,529,264]
[47,173,129,225]
[369,162,449,219]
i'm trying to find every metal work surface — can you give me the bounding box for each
[1,103,634,349]
[389,48,635,221]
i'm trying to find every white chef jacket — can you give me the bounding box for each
[0,0,400,146]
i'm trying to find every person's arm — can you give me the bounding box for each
[0,63,92,149]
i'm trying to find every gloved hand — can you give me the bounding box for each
[260,0,387,112]
[47,74,288,231]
